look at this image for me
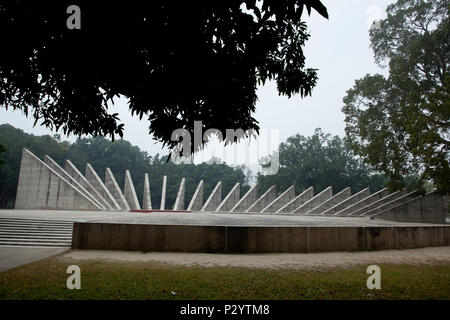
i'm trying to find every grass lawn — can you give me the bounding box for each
[0,256,449,299]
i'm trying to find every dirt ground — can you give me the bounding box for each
[60,246,450,270]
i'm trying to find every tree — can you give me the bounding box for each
[257,129,387,195]
[0,0,328,152]
[342,0,449,194]
[0,124,251,208]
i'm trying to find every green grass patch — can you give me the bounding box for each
[0,256,449,299]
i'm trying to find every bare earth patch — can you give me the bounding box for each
[61,246,450,270]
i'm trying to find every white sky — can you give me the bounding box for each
[0,0,395,169]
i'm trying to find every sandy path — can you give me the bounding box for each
[61,247,450,270]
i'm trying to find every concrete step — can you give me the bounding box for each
[0,218,73,224]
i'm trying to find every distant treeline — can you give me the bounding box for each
[1,124,425,210]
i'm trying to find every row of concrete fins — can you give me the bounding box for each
[15,149,143,211]
[14,149,445,223]
[195,183,444,223]
[171,179,443,223]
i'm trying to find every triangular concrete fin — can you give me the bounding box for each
[201,181,222,211]
[142,173,152,209]
[65,159,113,210]
[124,170,141,210]
[216,183,240,212]
[187,180,203,211]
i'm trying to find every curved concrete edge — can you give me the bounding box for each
[105,168,130,210]
[187,180,204,211]
[294,186,332,214]
[231,184,258,212]
[261,185,295,213]
[72,222,450,253]
[216,183,240,212]
[322,187,370,216]
[201,181,222,212]
[246,185,277,213]
[65,160,113,210]
[142,173,152,210]
[173,178,186,210]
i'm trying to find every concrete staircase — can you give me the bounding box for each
[0,218,73,248]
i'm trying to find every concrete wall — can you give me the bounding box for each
[72,222,450,253]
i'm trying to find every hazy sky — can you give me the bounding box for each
[0,0,395,168]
